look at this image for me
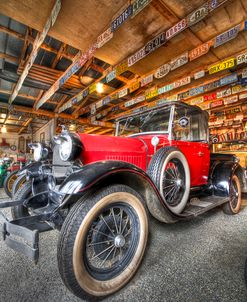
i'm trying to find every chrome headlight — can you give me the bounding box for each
[29,143,52,162]
[53,133,83,162]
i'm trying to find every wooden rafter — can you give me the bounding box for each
[19,27,31,66]
[18,117,33,134]
[51,42,66,69]
[0,52,18,63]
[9,0,61,104]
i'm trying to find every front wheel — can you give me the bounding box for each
[11,181,32,219]
[3,170,18,197]
[57,184,148,300]
[222,174,241,215]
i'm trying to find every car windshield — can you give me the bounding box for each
[117,107,171,136]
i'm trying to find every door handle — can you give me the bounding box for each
[197,152,204,157]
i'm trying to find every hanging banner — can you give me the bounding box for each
[118,87,128,98]
[237,52,247,65]
[116,61,128,76]
[166,19,187,40]
[173,76,191,89]
[141,74,153,87]
[144,32,166,55]
[170,52,188,71]
[194,70,205,79]
[187,3,209,27]
[154,63,171,79]
[112,5,133,32]
[129,81,140,93]
[214,24,241,48]
[97,28,113,48]
[223,95,238,105]
[220,73,238,86]
[189,41,211,61]
[132,0,151,17]
[128,47,146,67]
[208,58,235,74]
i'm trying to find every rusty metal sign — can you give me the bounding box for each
[97,28,113,48]
[187,3,208,27]
[170,52,188,71]
[166,19,187,40]
[208,58,235,74]
[154,63,171,79]
[112,5,133,32]
[189,41,211,61]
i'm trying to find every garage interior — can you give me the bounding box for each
[0,0,247,301]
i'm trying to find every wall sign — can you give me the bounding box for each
[214,24,240,48]
[189,41,211,61]
[97,28,113,48]
[209,58,235,74]
[190,96,204,105]
[216,87,232,98]
[187,3,208,27]
[166,19,187,40]
[170,52,188,71]
[154,63,171,78]
[132,0,151,17]
[112,5,133,32]
[178,91,190,100]
[116,61,128,76]
[204,80,220,92]
[203,92,216,101]
[239,92,247,100]
[89,83,96,94]
[242,68,247,79]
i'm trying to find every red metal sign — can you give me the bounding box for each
[189,42,211,61]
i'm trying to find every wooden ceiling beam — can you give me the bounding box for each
[84,127,101,134]
[0,52,18,63]
[18,117,33,134]
[9,0,61,104]
[51,42,66,69]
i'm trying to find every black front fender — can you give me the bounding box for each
[17,162,41,176]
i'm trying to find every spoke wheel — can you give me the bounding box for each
[3,170,18,197]
[57,185,148,300]
[223,174,241,215]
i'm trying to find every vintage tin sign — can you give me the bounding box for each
[177,91,190,100]
[173,76,191,89]
[231,85,242,94]
[199,102,210,110]
[154,63,171,79]
[118,87,128,98]
[187,4,208,27]
[144,32,166,55]
[129,81,140,93]
[236,52,247,65]
[216,87,232,99]
[141,74,153,87]
[116,61,128,76]
[194,70,205,80]
[106,70,116,83]
[158,83,174,95]
[209,58,235,74]
[134,95,145,104]
[132,0,151,17]
[214,24,240,48]
[166,19,187,40]
[97,28,113,48]
[204,80,220,92]
[170,52,188,71]
[125,99,135,107]
[128,47,145,67]
[211,100,223,108]
[190,96,204,105]
[189,42,211,61]
[145,88,158,100]
[223,95,238,105]
[203,92,217,102]
[189,85,204,96]
[167,94,178,102]
[220,73,238,86]
[112,5,133,32]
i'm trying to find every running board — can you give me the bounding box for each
[182,196,228,217]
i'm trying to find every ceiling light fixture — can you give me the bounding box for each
[96,82,104,94]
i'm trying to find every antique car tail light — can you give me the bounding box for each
[29,143,52,162]
[53,132,83,162]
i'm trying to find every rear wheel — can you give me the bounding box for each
[3,170,18,197]
[222,174,241,215]
[57,184,148,300]
[11,181,32,219]
[148,147,190,214]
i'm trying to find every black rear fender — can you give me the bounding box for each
[58,161,177,223]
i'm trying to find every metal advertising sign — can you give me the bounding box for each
[214,24,240,48]
[129,81,140,93]
[203,92,216,102]
[141,74,153,87]
[97,28,113,48]
[144,32,166,55]
[106,70,116,83]
[118,87,128,98]
[132,0,151,17]
[223,95,238,105]
[216,87,232,99]
[154,63,171,79]
[112,5,133,32]
[116,61,128,76]
[189,85,204,96]
[237,52,247,65]
[187,3,208,27]
[158,83,174,95]
[170,52,188,71]
[189,42,211,61]
[173,76,191,89]
[208,58,235,74]
[194,70,205,80]
[166,19,187,40]
[145,87,158,100]
[128,47,146,67]
[102,96,111,106]
[220,73,238,86]
[204,80,220,92]
[211,100,223,108]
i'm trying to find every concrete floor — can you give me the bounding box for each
[0,189,247,302]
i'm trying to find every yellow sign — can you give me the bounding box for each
[209,58,235,74]
[89,83,96,94]
[145,88,158,100]
[129,81,140,93]
[116,60,128,76]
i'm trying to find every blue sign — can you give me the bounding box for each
[214,24,240,48]
[241,77,247,85]
[220,74,238,86]
[189,86,204,96]
[112,5,133,32]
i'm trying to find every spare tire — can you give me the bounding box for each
[147,146,190,214]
